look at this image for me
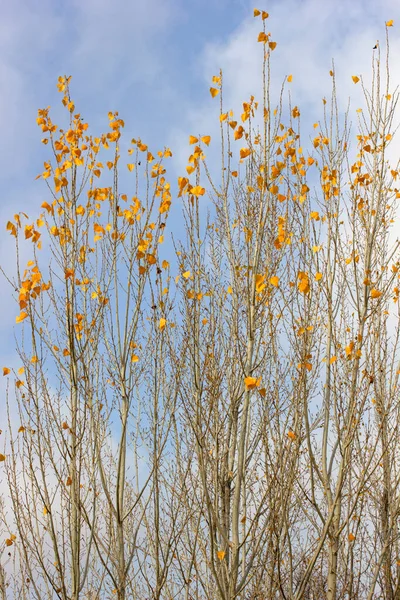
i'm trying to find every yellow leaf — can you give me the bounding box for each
[269,276,279,287]
[3,368,10,376]
[258,32,268,43]
[253,8,261,16]
[17,367,24,375]
[217,550,226,560]
[315,272,323,281]
[18,426,25,433]
[386,19,394,27]
[220,113,228,122]
[227,286,233,294]
[329,356,337,364]
[127,164,135,172]
[43,507,48,516]
[189,135,198,144]
[297,272,310,294]
[231,171,238,177]
[210,87,220,98]
[370,288,382,299]
[287,430,296,440]
[261,10,269,19]
[202,318,208,325]
[201,135,211,146]
[159,318,167,331]
[240,148,251,159]
[191,186,205,197]
[162,260,169,269]
[310,211,320,221]
[0,454,5,462]
[182,271,191,279]
[269,41,277,51]
[287,74,293,82]
[16,312,28,324]
[352,76,360,84]
[131,355,139,363]
[244,376,261,390]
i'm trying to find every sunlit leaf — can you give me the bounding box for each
[244,376,261,390]
[2,368,10,376]
[201,135,211,146]
[217,550,226,560]
[352,76,360,84]
[210,88,220,98]
[159,318,167,331]
[189,136,199,144]
[270,276,279,287]
[386,19,394,27]
[370,288,382,299]
[16,312,28,324]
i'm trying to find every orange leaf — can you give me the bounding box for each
[159,318,167,331]
[16,312,28,324]
[244,376,261,390]
[217,550,226,560]
[269,41,277,51]
[370,288,382,299]
[352,76,360,84]
[240,148,251,159]
[189,135,198,144]
[210,88,220,98]
[0,454,5,462]
[253,8,261,16]
[287,430,296,440]
[269,276,279,287]
[201,135,211,146]
[3,368,10,376]
[348,533,355,542]
[386,19,394,27]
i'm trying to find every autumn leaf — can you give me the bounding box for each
[159,318,167,331]
[297,272,310,294]
[352,76,360,84]
[201,135,211,145]
[244,376,261,390]
[348,533,356,542]
[0,454,5,462]
[240,148,251,159]
[210,87,220,98]
[3,368,10,376]
[287,74,293,82]
[189,135,198,144]
[287,430,296,440]
[270,276,279,287]
[16,312,28,324]
[370,288,382,299]
[191,186,205,197]
[257,32,268,43]
[217,550,226,560]
[253,8,260,17]
[386,19,394,27]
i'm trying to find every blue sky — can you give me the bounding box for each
[1,0,400,390]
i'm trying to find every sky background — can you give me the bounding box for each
[1,0,400,421]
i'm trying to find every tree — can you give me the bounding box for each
[1,10,400,600]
